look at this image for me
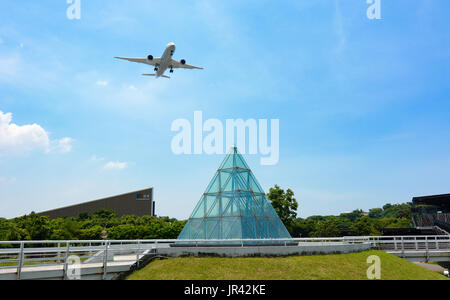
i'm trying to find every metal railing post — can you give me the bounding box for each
[136,241,141,268]
[401,236,404,256]
[63,242,71,280]
[57,242,61,263]
[17,242,24,280]
[102,241,109,280]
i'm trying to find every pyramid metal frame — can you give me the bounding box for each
[177,147,292,245]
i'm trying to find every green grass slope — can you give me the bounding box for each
[126,250,448,280]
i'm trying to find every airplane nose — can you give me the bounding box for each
[168,42,175,47]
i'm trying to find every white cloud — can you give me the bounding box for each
[104,161,128,170]
[0,110,73,155]
[0,110,50,155]
[52,137,74,153]
[91,155,105,161]
[96,80,108,86]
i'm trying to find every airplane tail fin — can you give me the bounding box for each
[142,73,170,79]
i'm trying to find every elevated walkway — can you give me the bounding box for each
[1,235,449,280]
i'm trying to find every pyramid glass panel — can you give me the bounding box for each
[235,153,250,169]
[219,152,234,169]
[190,196,205,218]
[177,147,292,245]
[205,173,220,194]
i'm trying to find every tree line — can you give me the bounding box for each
[0,210,186,242]
[0,185,415,242]
[268,185,414,237]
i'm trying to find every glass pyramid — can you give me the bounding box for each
[177,147,292,245]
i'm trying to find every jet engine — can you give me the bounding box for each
[147,55,153,61]
[180,59,186,65]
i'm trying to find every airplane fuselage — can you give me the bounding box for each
[115,42,202,78]
[155,42,176,77]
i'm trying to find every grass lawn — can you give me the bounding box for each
[126,250,448,280]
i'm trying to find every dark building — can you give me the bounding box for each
[39,188,155,219]
[413,194,450,213]
[381,193,450,236]
[412,193,450,233]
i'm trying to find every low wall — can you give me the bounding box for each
[157,242,370,258]
[388,250,450,263]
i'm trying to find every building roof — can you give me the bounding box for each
[412,193,450,208]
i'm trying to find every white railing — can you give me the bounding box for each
[0,237,370,279]
[0,240,164,280]
[1,235,449,280]
[364,235,450,253]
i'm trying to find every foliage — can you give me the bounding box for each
[0,187,416,241]
[265,185,414,238]
[267,185,298,232]
[0,210,186,242]
[0,218,30,243]
[289,203,414,237]
[311,217,341,237]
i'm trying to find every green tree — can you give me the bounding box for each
[92,209,117,220]
[49,218,80,240]
[340,210,364,222]
[79,225,104,240]
[77,212,90,221]
[368,208,383,219]
[311,217,341,237]
[290,218,316,237]
[267,185,298,233]
[12,212,52,240]
[383,203,393,211]
[0,218,30,242]
[350,217,380,236]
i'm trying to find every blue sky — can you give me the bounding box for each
[0,0,449,219]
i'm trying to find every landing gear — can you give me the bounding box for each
[154,67,159,72]
[170,69,174,73]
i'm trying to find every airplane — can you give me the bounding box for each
[115,42,203,79]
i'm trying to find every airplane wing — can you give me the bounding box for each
[170,59,203,70]
[115,57,161,66]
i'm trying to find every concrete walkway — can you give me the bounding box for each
[413,262,446,272]
[0,257,136,280]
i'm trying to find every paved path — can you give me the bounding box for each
[413,262,446,272]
